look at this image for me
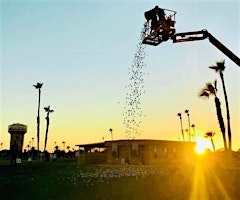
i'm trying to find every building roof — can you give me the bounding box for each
[75,142,105,148]
[75,139,196,148]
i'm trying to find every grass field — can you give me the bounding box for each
[0,159,240,200]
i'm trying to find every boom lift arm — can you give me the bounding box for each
[172,30,240,67]
[142,6,240,67]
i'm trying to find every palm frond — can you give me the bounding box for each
[199,83,211,97]
[209,65,220,72]
[209,60,225,72]
[206,82,216,95]
[205,131,215,137]
[199,90,210,98]
[216,60,225,71]
[44,106,50,112]
[33,82,43,89]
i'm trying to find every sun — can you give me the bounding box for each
[195,138,211,154]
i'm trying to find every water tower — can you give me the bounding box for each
[8,123,27,153]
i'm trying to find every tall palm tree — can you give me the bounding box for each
[191,124,196,141]
[185,129,189,141]
[43,106,54,152]
[205,131,216,152]
[209,60,232,150]
[185,110,191,141]
[33,82,43,157]
[177,113,185,141]
[109,128,113,141]
[199,81,227,150]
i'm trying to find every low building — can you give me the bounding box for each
[76,139,196,166]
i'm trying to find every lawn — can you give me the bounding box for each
[0,159,240,200]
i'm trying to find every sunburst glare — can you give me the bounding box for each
[195,137,212,154]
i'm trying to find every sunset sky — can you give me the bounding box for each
[1,0,239,152]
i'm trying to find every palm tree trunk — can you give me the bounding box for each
[220,72,232,150]
[180,118,185,141]
[44,114,49,152]
[215,97,227,150]
[37,89,41,158]
[210,138,216,152]
[187,114,191,141]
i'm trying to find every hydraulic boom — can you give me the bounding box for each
[172,30,240,67]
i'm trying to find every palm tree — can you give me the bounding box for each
[209,60,232,150]
[185,110,191,141]
[205,131,216,152]
[43,106,54,152]
[191,124,196,141]
[199,81,227,150]
[54,145,59,152]
[185,129,189,141]
[177,113,185,141]
[109,128,113,141]
[33,82,43,157]
[66,146,70,152]
[62,141,66,152]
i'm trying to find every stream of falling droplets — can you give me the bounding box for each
[123,22,148,139]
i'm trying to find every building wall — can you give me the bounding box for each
[105,140,196,166]
[10,133,25,153]
[78,151,106,164]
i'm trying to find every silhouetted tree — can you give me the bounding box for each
[66,146,70,152]
[185,110,191,141]
[205,131,216,152]
[209,60,232,150]
[109,128,113,140]
[199,81,227,150]
[185,129,189,141]
[43,106,54,152]
[177,113,185,141]
[191,124,196,140]
[33,82,43,158]
[62,141,66,152]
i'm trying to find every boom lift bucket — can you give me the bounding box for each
[142,6,176,46]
